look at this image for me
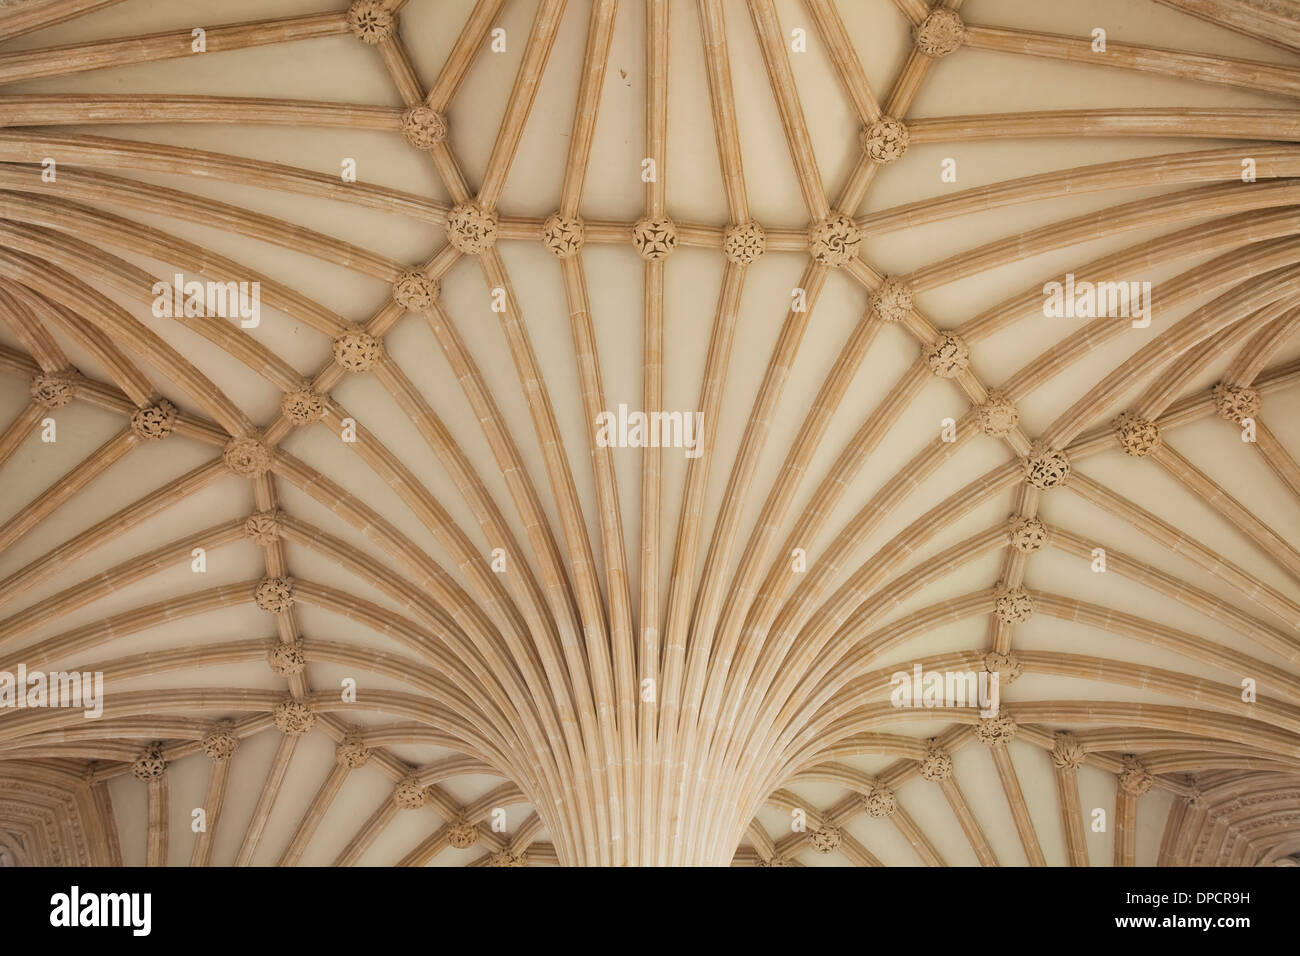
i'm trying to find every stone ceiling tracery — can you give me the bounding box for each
[0,0,1298,867]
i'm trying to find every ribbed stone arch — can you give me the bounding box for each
[0,0,1298,867]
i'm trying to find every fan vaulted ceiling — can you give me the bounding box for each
[0,0,1299,868]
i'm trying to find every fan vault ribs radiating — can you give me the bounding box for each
[0,0,1298,867]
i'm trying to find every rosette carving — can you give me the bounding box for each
[1050,731,1084,771]
[1118,755,1154,796]
[244,510,282,544]
[919,740,953,782]
[993,582,1033,624]
[984,650,1023,684]
[1114,411,1161,457]
[633,216,678,261]
[809,825,841,853]
[447,821,478,849]
[346,1,394,45]
[870,277,913,323]
[808,213,862,267]
[976,392,1019,437]
[393,774,426,809]
[925,333,970,378]
[202,723,238,762]
[223,437,272,477]
[400,106,447,149]
[914,9,965,57]
[976,712,1018,747]
[332,330,382,372]
[336,734,371,769]
[130,399,178,440]
[30,370,76,408]
[392,271,438,312]
[861,116,909,163]
[864,785,897,817]
[1008,514,1048,553]
[446,202,499,254]
[281,389,325,425]
[1023,442,1070,489]
[1211,383,1259,424]
[255,576,295,613]
[131,743,166,781]
[723,220,766,265]
[542,213,585,259]
[273,698,315,736]
[267,640,306,676]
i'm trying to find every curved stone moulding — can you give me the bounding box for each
[0,0,1297,869]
